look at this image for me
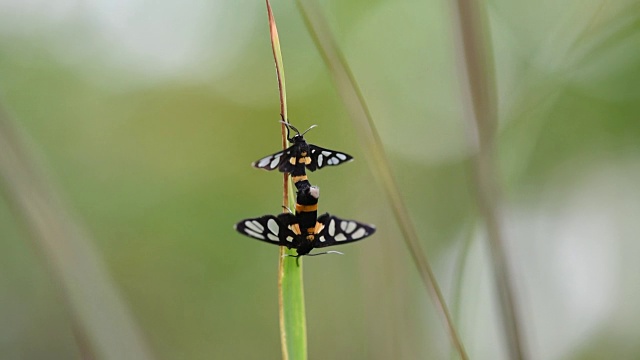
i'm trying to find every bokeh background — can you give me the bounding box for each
[1,0,640,359]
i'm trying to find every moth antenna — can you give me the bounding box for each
[281,205,294,214]
[300,124,318,136]
[279,120,300,141]
[306,250,344,257]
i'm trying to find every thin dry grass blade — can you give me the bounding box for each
[295,1,468,359]
[0,105,155,360]
[451,0,527,359]
[266,1,308,359]
[266,0,287,124]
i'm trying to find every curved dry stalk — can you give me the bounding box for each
[0,104,155,359]
[295,1,469,359]
[451,0,527,359]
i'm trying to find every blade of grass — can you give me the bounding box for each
[451,1,527,359]
[295,1,468,359]
[265,1,308,359]
[267,0,287,124]
[0,104,155,360]
[278,184,307,360]
[449,219,477,360]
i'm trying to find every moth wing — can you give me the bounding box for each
[308,145,353,171]
[251,146,294,172]
[313,213,376,248]
[235,214,298,248]
[276,212,303,248]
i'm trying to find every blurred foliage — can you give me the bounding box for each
[1,0,640,359]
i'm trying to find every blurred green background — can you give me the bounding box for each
[2,0,640,359]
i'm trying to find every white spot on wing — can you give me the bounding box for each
[317,155,323,167]
[252,220,264,231]
[336,153,347,160]
[335,233,347,241]
[270,157,280,169]
[351,228,367,239]
[346,221,357,233]
[245,220,263,233]
[286,236,294,242]
[319,236,326,242]
[328,220,335,236]
[267,233,279,241]
[245,229,265,239]
[267,219,279,235]
[258,157,271,167]
[322,151,331,156]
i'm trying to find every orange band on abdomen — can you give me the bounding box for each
[295,203,318,212]
[291,175,308,183]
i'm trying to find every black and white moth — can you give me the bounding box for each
[234,183,375,257]
[251,122,353,188]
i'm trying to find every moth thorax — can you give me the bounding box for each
[296,156,311,165]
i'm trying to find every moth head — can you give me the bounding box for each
[280,120,317,143]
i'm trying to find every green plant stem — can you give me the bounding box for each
[265,1,308,359]
[277,187,307,360]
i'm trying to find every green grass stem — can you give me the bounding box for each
[265,1,308,359]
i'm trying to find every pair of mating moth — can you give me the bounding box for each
[234,122,376,259]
